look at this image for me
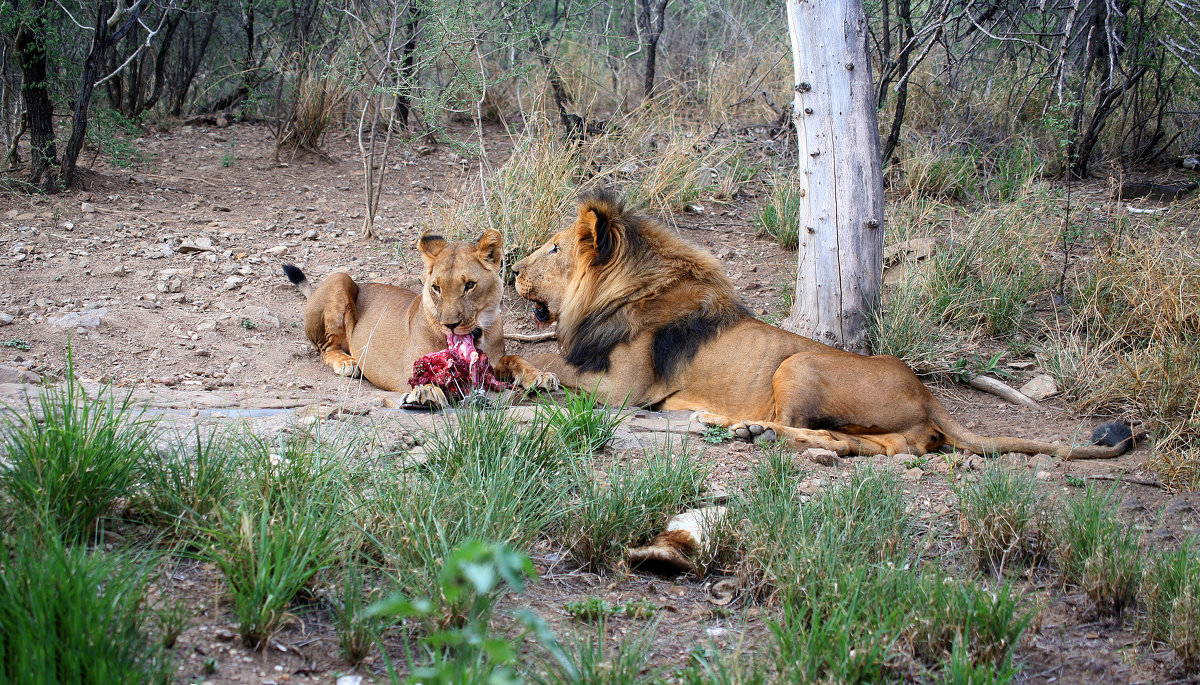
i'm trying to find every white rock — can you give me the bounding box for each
[0,312,12,325]
[1019,374,1059,401]
[81,202,96,213]
[337,677,364,685]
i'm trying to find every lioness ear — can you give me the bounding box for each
[475,229,502,269]
[417,232,447,262]
[576,206,616,266]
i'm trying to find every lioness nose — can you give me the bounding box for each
[510,263,521,275]
[443,320,462,330]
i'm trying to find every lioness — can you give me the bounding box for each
[512,191,1131,459]
[284,230,557,407]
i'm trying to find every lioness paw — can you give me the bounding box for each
[332,359,360,377]
[401,384,449,410]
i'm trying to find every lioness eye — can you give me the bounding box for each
[431,284,441,294]
[464,281,475,291]
[549,244,559,254]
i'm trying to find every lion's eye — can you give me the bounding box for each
[431,284,441,294]
[464,281,475,292]
[549,244,559,254]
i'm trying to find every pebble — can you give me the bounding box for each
[48,308,107,329]
[81,202,96,213]
[0,312,12,325]
[803,447,838,466]
[1019,374,1059,401]
[903,467,924,482]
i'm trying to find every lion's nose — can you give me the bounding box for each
[510,263,522,275]
[443,320,462,330]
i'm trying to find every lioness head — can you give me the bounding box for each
[417,230,503,337]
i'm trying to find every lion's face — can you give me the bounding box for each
[512,227,577,325]
[417,230,504,337]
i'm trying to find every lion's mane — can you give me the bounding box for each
[558,190,750,381]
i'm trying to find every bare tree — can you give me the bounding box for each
[783,0,884,353]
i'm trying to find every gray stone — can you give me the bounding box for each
[48,308,106,329]
[803,448,838,466]
[903,467,924,482]
[0,312,12,325]
[0,365,40,384]
[1019,374,1059,401]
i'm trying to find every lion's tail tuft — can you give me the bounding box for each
[282,263,313,298]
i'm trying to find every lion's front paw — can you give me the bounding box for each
[691,411,732,428]
[400,384,449,410]
[518,370,559,392]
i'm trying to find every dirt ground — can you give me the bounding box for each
[0,123,1189,684]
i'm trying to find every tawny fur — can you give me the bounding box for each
[512,191,1131,460]
[284,230,556,401]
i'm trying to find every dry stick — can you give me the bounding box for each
[966,374,1046,410]
[507,330,557,343]
[1084,473,1160,487]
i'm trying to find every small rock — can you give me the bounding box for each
[223,276,244,291]
[964,455,985,471]
[903,467,924,482]
[263,245,288,256]
[1007,360,1037,370]
[211,205,231,213]
[0,312,12,325]
[1164,498,1194,515]
[302,229,319,240]
[196,320,216,332]
[1019,374,1059,401]
[337,677,364,685]
[0,364,40,384]
[1036,470,1053,480]
[112,264,129,277]
[803,448,838,466]
[81,202,96,213]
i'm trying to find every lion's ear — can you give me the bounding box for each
[576,206,616,266]
[475,229,503,269]
[417,232,447,262]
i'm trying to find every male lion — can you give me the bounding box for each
[283,230,557,407]
[511,191,1131,459]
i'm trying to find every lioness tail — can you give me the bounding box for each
[281,263,314,298]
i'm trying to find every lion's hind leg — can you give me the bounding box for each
[303,273,361,378]
[692,412,853,454]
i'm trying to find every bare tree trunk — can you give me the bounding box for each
[640,0,668,98]
[59,0,152,188]
[782,0,884,353]
[14,0,59,192]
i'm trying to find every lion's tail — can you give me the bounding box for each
[927,402,1133,460]
[282,263,313,298]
